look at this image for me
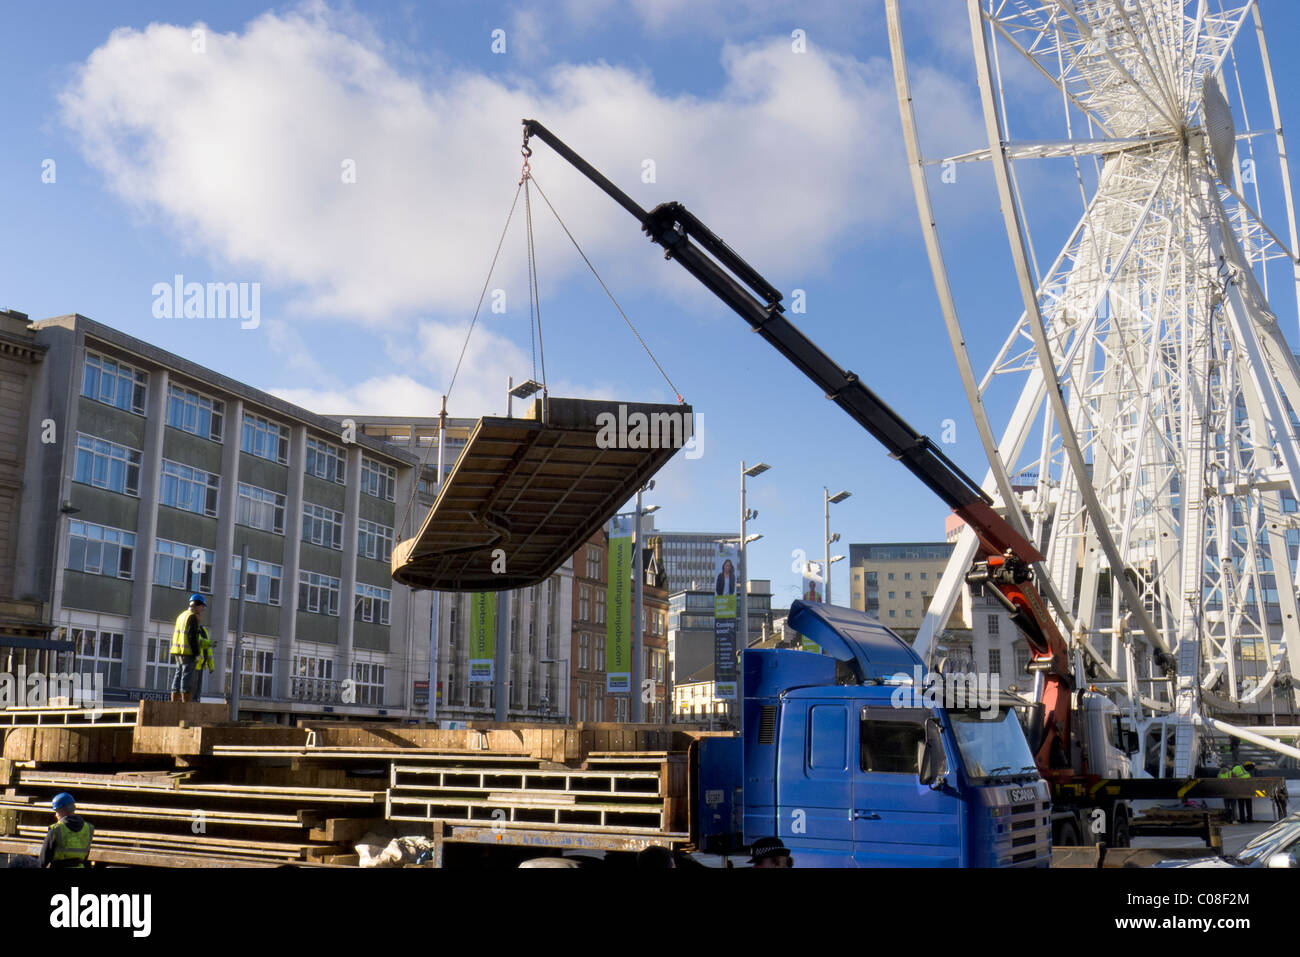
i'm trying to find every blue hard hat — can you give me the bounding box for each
[189,593,206,605]
[52,792,75,811]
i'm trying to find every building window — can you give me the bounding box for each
[920,572,927,580]
[292,652,336,702]
[585,546,601,579]
[595,636,605,672]
[577,683,588,722]
[578,585,591,621]
[360,458,396,501]
[353,660,386,705]
[74,434,141,496]
[579,634,590,670]
[66,521,135,579]
[68,628,125,687]
[615,697,629,722]
[887,572,894,580]
[298,571,341,616]
[889,609,896,618]
[231,555,282,605]
[145,636,175,691]
[987,614,1000,636]
[1015,646,1031,676]
[595,590,606,625]
[988,648,1002,673]
[357,519,394,562]
[904,591,911,599]
[904,572,911,580]
[225,644,274,699]
[305,437,346,484]
[153,539,214,592]
[905,609,913,617]
[888,591,895,599]
[238,483,286,534]
[160,460,220,517]
[166,384,223,441]
[82,352,146,415]
[241,413,289,465]
[301,502,343,549]
[355,582,391,625]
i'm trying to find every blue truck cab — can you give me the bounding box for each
[705,600,1051,867]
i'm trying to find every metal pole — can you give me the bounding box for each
[633,490,645,723]
[739,463,748,729]
[494,591,508,722]
[506,376,513,417]
[824,487,831,606]
[229,543,248,722]
[427,398,446,724]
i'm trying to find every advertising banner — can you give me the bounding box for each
[802,560,824,604]
[606,515,634,694]
[468,591,495,684]
[714,542,739,699]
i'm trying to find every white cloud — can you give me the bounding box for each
[59,5,977,324]
[272,318,619,418]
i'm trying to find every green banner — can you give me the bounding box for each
[606,515,634,694]
[468,591,495,684]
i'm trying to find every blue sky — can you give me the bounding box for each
[4,0,1300,609]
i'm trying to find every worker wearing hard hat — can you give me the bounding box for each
[170,593,206,702]
[194,622,215,700]
[40,793,94,868]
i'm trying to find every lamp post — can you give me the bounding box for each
[824,488,851,605]
[740,462,769,651]
[631,486,659,723]
[507,377,543,417]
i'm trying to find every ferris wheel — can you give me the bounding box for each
[886,0,1300,773]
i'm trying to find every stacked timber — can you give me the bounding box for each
[0,767,387,866]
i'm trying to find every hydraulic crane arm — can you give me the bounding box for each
[521,119,1073,697]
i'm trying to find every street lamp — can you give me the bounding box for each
[632,481,657,723]
[824,488,851,605]
[507,376,543,417]
[740,462,770,656]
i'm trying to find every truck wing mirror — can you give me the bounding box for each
[918,718,948,789]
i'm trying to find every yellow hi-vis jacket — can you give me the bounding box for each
[49,819,94,866]
[197,627,214,672]
[1231,764,1250,778]
[170,609,199,656]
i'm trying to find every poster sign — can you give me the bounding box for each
[606,515,634,694]
[714,542,739,699]
[468,591,495,684]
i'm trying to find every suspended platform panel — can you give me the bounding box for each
[391,397,692,591]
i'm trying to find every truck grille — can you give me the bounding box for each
[758,706,778,744]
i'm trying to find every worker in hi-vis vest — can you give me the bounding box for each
[194,624,215,700]
[40,792,93,868]
[170,593,205,702]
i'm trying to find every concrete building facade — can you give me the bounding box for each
[12,314,419,719]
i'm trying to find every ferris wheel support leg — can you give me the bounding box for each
[1196,713,1300,763]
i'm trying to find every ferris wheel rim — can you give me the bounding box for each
[886,0,1300,732]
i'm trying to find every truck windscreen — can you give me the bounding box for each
[949,709,1038,782]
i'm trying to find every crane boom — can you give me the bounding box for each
[521,118,1076,768]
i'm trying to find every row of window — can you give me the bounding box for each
[58,626,388,704]
[65,521,391,621]
[75,436,394,550]
[82,351,395,500]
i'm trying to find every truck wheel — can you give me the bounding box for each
[1055,820,1081,846]
[1110,809,1130,848]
